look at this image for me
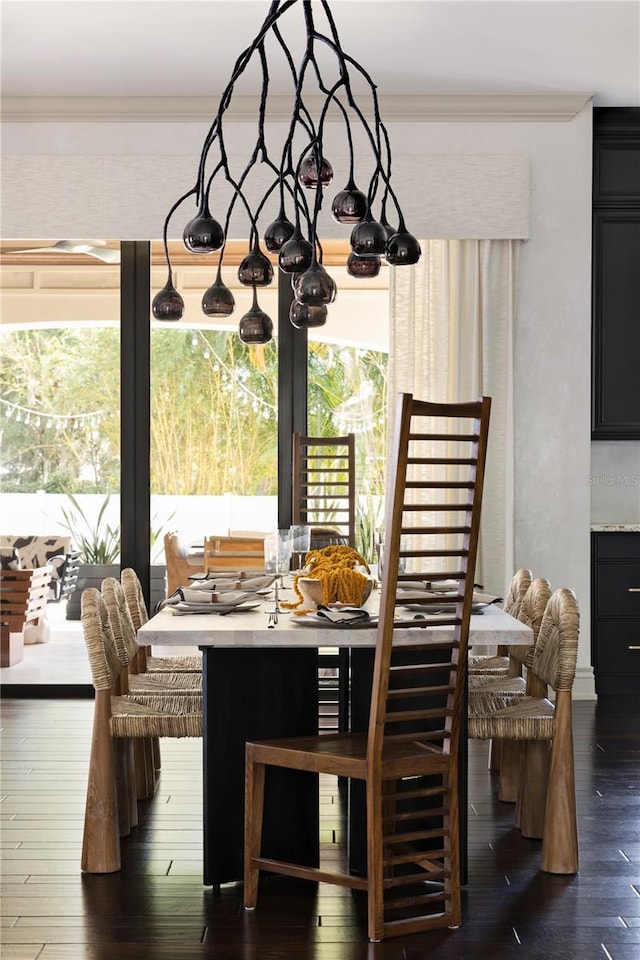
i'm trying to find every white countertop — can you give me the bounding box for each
[591,524,640,532]
[139,601,532,649]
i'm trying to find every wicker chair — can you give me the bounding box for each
[244,394,491,941]
[102,577,201,798]
[468,587,580,874]
[164,532,204,595]
[80,588,202,874]
[468,567,533,679]
[120,567,201,674]
[468,577,552,799]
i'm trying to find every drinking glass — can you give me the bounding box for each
[276,529,293,579]
[263,535,279,575]
[290,524,311,570]
[376,532,406,578]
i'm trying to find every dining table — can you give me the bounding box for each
[138,584,533,887]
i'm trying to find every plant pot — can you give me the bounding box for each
[66,563,167,620]
[65,563,121,620]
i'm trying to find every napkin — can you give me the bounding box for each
[155,589,260,613]
[186,575,276,593]
[315,605,371,625]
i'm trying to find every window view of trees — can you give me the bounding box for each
[2,328,388,512]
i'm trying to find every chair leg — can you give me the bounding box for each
[517,740,550,838]
[243,753,265,909]
[114,738,132,837]
[541,694,578,874]
[81,691,120,873]
[152,736,162,771]
[133,739,152,800]
[366,779,384,942]
[488,738,502,771]
[497,741,522,802]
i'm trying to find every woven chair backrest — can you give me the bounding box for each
[529,587,580,692]
[368,394,491,765]
[81,587,121,692]
[121,567,149,631]
[101,577,139,668]
[511,577,552,667]
[503,568,533,618]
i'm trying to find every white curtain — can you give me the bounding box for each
[388,239,521,597]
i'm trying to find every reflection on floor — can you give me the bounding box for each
[0,598,199,691]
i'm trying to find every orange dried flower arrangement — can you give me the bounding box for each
[282,545,371,614]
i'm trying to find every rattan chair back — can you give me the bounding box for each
[121,567,149,631]
[503,568,533,617]
[529,587,579,693]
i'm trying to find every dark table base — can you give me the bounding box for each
[202,647,320,886]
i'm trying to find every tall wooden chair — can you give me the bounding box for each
[292,434,357,733]
[244,394,491,941]
[468,587,580,873]
[292,433,356,547]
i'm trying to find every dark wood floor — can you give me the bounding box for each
[1,696,639,960]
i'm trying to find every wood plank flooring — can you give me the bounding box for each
[1,696,639,959]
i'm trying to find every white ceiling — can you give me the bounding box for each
[1,0,639,106]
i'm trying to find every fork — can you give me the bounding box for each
[267,611,278,628]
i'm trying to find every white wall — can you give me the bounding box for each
[0,96,596,695]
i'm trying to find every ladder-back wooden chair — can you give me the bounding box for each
[292,433,356,548]
[244,394,491,941]
[293,433,356,733]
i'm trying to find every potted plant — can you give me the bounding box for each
[59,494,120,619]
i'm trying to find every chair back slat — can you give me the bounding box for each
[367,394,491,768]
[292,434,356,547]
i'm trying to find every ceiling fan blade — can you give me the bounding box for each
[4,240,120,264]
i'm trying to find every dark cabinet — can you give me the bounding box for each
[592,108,640,439]
[591,531,640,695]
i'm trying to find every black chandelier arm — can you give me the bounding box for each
[161,185,198,277]
[196,2,299,196]
[377,121,405,227]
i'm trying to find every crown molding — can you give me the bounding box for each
[1,93,592,124]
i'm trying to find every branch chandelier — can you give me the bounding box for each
[152,0,421,344]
